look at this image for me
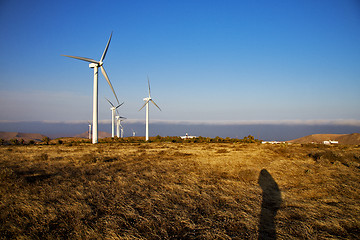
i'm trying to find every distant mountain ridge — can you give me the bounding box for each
[0,131,114,142]
[288,133,360,144]
[0,131,47,142]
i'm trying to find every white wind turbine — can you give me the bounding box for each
[88,121,92,140]
[115,114,126,138]
[132,129,136,137]
[139,76,161,141]
[119,119,124,138]
[115,116,120,137]
[106,98,124,138]
[62,32,119,144]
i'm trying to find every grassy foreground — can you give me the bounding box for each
[0,142,359,239]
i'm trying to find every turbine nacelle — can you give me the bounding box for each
[105,98,124,111]
[89,63,98,68]
[89,61,104,68]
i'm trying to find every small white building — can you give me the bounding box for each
[261,141,285,144]
[323,140,339,145]
[180,133,196,139]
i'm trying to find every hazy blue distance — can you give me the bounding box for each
[1,121,359,142]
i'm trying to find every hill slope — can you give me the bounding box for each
[336,133,360,145]
[288,133,360,144]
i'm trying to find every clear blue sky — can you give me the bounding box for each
[0,0,359,125]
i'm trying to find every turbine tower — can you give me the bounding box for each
[62,32,119,144]
[139,76,161,141]
[115,116,120,137]
[106,98,123,138]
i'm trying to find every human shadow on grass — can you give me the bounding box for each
[258,169,282,240]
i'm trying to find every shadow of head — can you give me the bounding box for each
[258,169,281,210]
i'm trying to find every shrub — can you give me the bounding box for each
[10,139,19,145]
[42,136,50,145]
[241,135,257,143]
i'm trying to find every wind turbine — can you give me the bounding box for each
[62,32,119,144]
[119,119,124,138]
[139,76,161,141]
[88,121,92,140]
[132,129,136,137]
[106,98,124,138]
[115,116,120,137]
[115,115,126,138]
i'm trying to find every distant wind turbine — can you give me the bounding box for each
[132,129,136,137]
[115,115,126,138]
[119,119,124,138]
[88,121,92,140]
[62,32,119,144]
[106,98,124,138]
[139,76,161,141]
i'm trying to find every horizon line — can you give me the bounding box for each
[1,119,360,126]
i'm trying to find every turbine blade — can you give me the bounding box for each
[117,114,126,119]
[150,99,162,111]
[139,100,150,111]
[100,66,120,105]
[100,32,113,62]
[147,75,151,97]
[115,102,124,109]
[62,55,98,64]
[105,97,115,108]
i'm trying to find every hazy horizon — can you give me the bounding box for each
[1,120,359,141]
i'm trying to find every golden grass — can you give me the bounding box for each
[0,143,359,239]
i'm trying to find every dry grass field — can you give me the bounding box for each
[1,142,359,239]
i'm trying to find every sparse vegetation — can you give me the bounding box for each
[97,135,261,144]
[0,142,359,239]
[9,138,19,145]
